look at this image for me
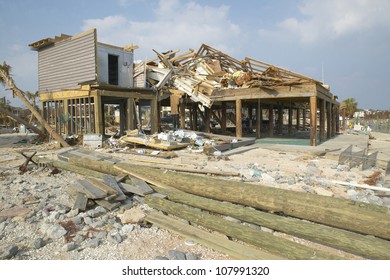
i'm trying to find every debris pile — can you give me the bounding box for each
[137,44,319,108]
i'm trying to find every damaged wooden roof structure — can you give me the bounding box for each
[30,29,339,146]
[138,44,340,146]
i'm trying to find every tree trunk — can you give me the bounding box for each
[0,106,45,137]
[0,68,69,147]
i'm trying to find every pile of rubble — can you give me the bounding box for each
[135,44,320,108]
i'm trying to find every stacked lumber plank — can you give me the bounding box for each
[35,154,390,260]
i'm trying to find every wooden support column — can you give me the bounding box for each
[320,98,326,142]
[151,97,159,134]
[205,107,211,133]
[302,108,306,131]
[63,99,69,135]
[256,99,261,139]
[288,104,293,135]
[335,105,340,134]
[127,98,135,130]
[278,104,283,135]
[221,102,227,133]
[192,103,198,130]
[296,108,300,131]
[235,99,242,138]
[310,96,318,146]
[248,104,253,133]
[180,98,186,129]
[326,101,331,139]
[269,105,274,137]
[94,94,103,135]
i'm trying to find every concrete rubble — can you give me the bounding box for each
[0,129,390,260]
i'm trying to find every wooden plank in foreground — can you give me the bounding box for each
[146,212,283,260]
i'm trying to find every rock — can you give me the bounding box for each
[73,234,85,243]
[261,173,275,184]
[0,207,32,219]
[93,231,107,239]
[120,224,134,235]
[41,223,67,239]
[337,164,350,172]
[84,217,94,226]
[185,252,198,260]
[86,206,107,218]
[306,165,322,176]
[347,189,358,197]
[155,256,169,260]
[66,209,79,218]
[168,250,186,260]
[71,215,84,225]
[32,238,45,249]
[1,245,18,259]
[86,238,101,249]
[108,229,123,244]
[313,187,333,197]
[118,208,146,224]
[91,220,106,228]
[62,242,78,252]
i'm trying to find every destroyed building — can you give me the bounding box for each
[30,29,339,146]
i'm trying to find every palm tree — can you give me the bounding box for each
[340,98,358,129]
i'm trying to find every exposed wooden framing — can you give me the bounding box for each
[277,104,283,135]
[221,102,227,133]
[179,98,186,129]
[94,93,103,134]
[248,104,253,131]
[302,107,306,131]
[151,97,158,133]
[288,103,293,135]
[256,99,261,139]
[204,107,211,133]
[269,104,274,136]
[320,98,326,142]
[310,96,318,146]
[296,108,300,130]
[127,98,134,130]
[211,110,222,126]
[69,99,74,134]
[192,103,198,130]
[236,99,242,138]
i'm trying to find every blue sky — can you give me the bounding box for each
[1,0,389,109]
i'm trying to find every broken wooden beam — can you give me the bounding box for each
[153,186,390,259]
[145,195,343,260]
[146,211,283,260]
[102,174,127,201]
[114,162,390,240]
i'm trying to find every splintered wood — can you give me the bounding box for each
[143,44,319,108]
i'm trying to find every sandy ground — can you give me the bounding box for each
[0,130,389,260]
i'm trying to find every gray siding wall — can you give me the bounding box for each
[38,29,97,92]
[97,44,134,87]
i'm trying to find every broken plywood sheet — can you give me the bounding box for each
[121,136,190,151]
[119,178,154,197]
[95,199,121,211]
[70,179,107,199]
[72,192,88,211]
[85,177,118,195]
[102,174,127,201]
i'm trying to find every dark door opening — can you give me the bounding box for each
[108,54,119,85]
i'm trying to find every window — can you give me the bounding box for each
[108,54,119,85]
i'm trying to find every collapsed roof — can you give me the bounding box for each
[135,44,326,108]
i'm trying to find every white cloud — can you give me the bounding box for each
[277,0,390,44]
[82,0,241,59]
